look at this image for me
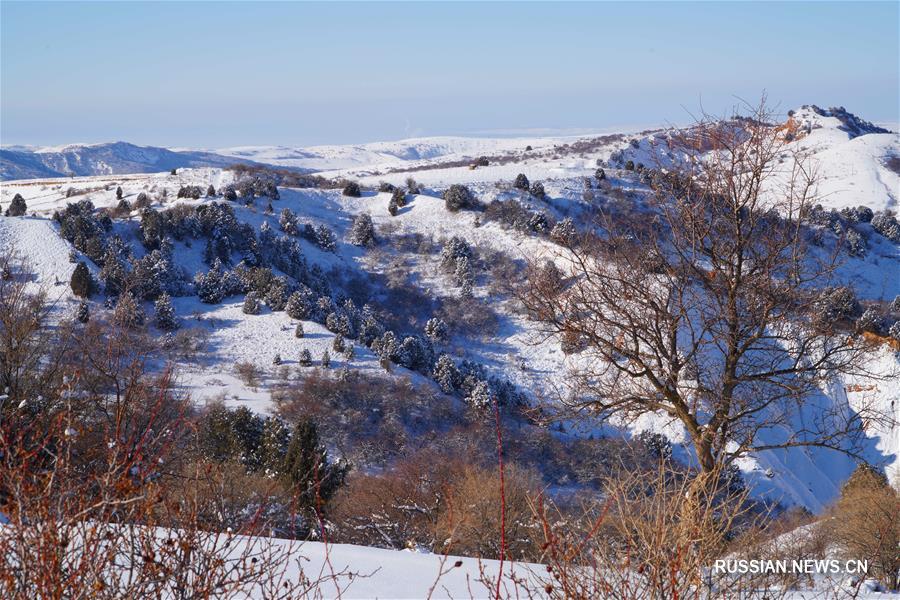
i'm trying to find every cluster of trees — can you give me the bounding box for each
[806,203,900,252]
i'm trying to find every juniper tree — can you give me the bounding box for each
[69,262,94,298]
[342,182,361,197]
[332,333,345,353]
[315,225,337,252]
[207,184,216,197]
[285,287,315,320]
[391,187,407,208]
[154,292,178,331]
[116,186,123,200]
[595,167,606,182]
[406,177,420,195]
[424,317,448,342]
[529,181,546,200]
[281,420,348,528]
[433,354,460,394]
[242,291,261,315]
[465,380,493,409]
[295,322,304,338]
[273,353,282,366]
[343,344,355,362]
[279,208,299,236]
[513,173,530,191]
[443,184,476,212]
[348,213,375,247]
[298,348,312,367]
[321,350,331,368]
[74,300,90,324]
[114,292,145,328]
[388,197,399,216]
[5,194,27,217]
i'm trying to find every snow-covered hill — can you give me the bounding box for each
[0,141,269,181]
[1,105,897,516]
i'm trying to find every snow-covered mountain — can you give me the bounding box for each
[0,141,270,181]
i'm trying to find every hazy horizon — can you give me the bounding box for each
[3,1,898,148]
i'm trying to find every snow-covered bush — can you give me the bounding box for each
[595,167,606,182]
[74,300,90,323]
[332,333,345,353]
[242,291,261,315]
[342,181,361,197]
[514,173,530,191]
[298,348,313,366]
[348,213,375,247]
[840,205,873,223]
[845,229,867,257]
[465,380,493,409]
[315,224,337,252]
[177,185,203,200]
[388,197,399,216]
[529,181,546,200]
[391,187,407,208]
[207,184,216,197]
[550,217,577,245]
[440,236,473,272]
[889,320,900,341]
[378,181,395,193]
[294,322,304,338]
[856,308,886,334]
[442,184,477,212]
[871,210,900,242]
[5,193,27,217]
[813,286,861,323]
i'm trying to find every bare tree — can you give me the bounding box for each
[519,99,891,480]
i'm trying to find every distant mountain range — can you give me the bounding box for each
[0,141,273,181]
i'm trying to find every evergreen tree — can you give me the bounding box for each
[114,292,145,328]
[342,182,361,197]
[154,292,178,331]
[391,187,407,208]
[594,167,606,182]
[321,350,331,368]
[332,333,345,353]
[195,260,225,304]
[242,291,261,315]
[116,186,123,200]
[529,181,546,200]
[295,322,304,338]
[5,193,27,217]
[281,420,349,524]
[465,380,493,409]
[273,353,282,366]
[70,261,94,298]
[207,184,216,197]
[442,184,476,212]
[299,348,313,366]
[279,208,299,236]
[513,173,530,191]
[74,300,90,324]
[388,197,399,216]
[433,354,460,394]
[343,344,355,362]
[315,225,337,252]
[424,317,448,342]
[348,213,375,247]
[285,287,316,319]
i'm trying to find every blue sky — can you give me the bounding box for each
[2,1,897,147]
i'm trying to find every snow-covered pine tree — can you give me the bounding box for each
[243,291,261,315]
[529,181,546,200]
[348,213,375,247]
[279,208,299,236]
[433,354,460,394]
[154,292,178,331]
[116,186,123,200]
[298,348,312,366]
[285,286,316,320]
[295,322,304,338]
[321,350,331,368]
[465,380,493,409]
[424,317,448,342]
[207,184,216,197]
[388,197,399,216]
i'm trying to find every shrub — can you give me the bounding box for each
[294,322,304,338]
[513,173,530,191]
[529,181,546,200]
[871,211,900,242]
[69,262,94,298]
[235,361,260,388]
[378,182,395,193]
[424,317,448,342]
[595,167,606,182]
[813,286,861,324]
[624,160,635,171]
[388,197,399,216]
[442,184,477,212]
[405,177,420,195]
[856,307,886,334]
[116,186,123,200]
[342,182,361,197]
[207,184,216,197]
[321,350,331,368]
[5,193,27,217]
[74,300,90,323]
[242,291,261,315]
